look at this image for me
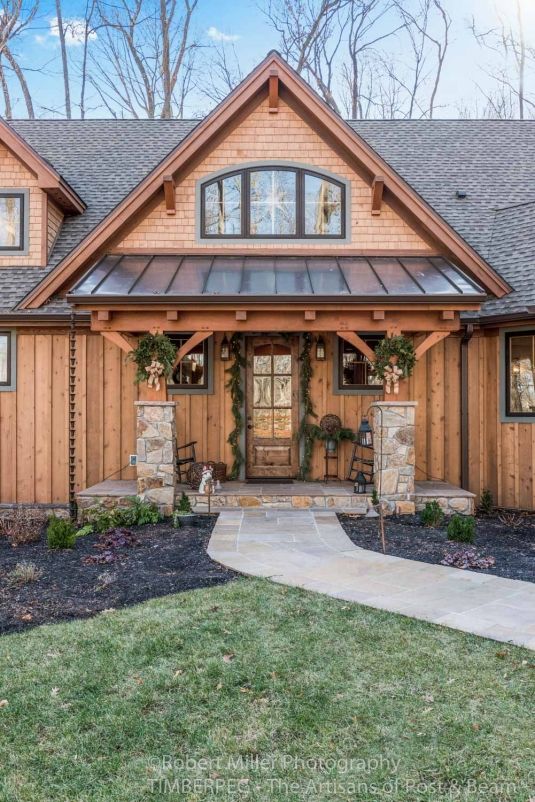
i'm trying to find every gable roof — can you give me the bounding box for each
[0,116,85,213]
[16,52,509,309]
[1,119,534,319]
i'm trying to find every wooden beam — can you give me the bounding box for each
[173,331,213,368]
[371,175,384,215]
[166,310,178,321]
[100,331,138,354]
[236,310,247,321]
[372,310,385,320]
[163,175,175,215]
[414,330,450,360]
[304,310,316,321]
[90,309,467,334]
[268,70,279,112]
[97,310,111,321]
[441,310,455,320]
[336,331,376,363]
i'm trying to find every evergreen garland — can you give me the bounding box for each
[297,332,318,480]
[226,334,246,480]
[128,333,176,384]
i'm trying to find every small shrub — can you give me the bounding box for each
[47,516,76,550]
[447,514,476,544]
[177,492,193,513]
[479,488,494,516]
[441,548,495,570]
[7,561,42,585]
[0,508,43,545]
[129,497,161,525]
[371,488,379,507]
[419,500,444,528]
[86,499,161,532]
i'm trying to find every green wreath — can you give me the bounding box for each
[128,333,177,384]
[372,335,416,380]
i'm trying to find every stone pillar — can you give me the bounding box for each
[372,401,417,508]
[135,401,177,515]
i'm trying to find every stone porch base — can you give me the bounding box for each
[76,479,475,517]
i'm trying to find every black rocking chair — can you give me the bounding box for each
[176,441,197,484]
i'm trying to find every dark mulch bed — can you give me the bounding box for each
[338,513,535,583]
[0,516,235,635]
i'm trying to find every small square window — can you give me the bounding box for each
[338,334,383,391]
[505,331,535,416]
[0,192,25,251]
[167,333,210,390]
[0,331,15,389]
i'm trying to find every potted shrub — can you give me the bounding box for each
[173,492,197,527]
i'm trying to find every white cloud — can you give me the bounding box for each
[34,34,47,45]
[49,16,97,47]
[206,26,240,43]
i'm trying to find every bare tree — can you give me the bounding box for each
[54,0,71,118]
[0,0,38,118]
[90,0,199,118]
[198,43,243,105]
[471,0,534,119]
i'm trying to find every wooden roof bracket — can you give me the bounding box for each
[163,175,176,215]
[269,69,279,113]
[173,331,213,368]
[371,176,384,216]
[336,331,376,363]
[414,330,450,360]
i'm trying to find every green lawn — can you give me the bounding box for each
[0,577,533,801]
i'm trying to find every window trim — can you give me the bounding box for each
[166,333,214,395]
[333,333,384,396]
[502,328,535,420]
[198,163,349,242]
[0,330,16,391]
[0,189,28,254]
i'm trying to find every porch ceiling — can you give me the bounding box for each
[69,254,485,305]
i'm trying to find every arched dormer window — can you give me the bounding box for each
[200,166,345,239]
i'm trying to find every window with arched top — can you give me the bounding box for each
[200,166,345,239]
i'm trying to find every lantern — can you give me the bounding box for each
[316,335,326,361]
[220,334,230,361]
[355,471,367,494]
[357,416,373,447]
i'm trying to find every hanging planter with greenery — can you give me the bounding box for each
[297,333,318,480]
[372,335,416,394]
[226,334,246,480]
[128,333,177,390]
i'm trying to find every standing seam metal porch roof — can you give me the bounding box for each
[69,254,484,302]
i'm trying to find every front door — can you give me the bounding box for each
[246,336,299,479]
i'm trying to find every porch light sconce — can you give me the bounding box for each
[316,335,326,361]
[355,471,367,494]
[220,334,230,361]
[357,416,373,447]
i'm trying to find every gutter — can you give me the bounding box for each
[460,323,474,491]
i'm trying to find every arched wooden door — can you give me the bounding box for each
[245,336,299,479]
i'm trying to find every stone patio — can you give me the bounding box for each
[208,509,535,650]
[76,479,475,515]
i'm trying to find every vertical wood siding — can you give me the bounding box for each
[466,331,535,510]
[1,329,531,509]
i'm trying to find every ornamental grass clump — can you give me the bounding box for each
[47,516,76,550]
[447,514,476,544]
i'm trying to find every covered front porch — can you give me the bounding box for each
[67,252,487,515]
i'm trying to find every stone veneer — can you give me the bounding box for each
[372,401,417,511]
[135,401,177,515]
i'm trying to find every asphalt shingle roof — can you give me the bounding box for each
[1,117,534,319]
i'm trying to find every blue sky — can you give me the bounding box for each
[5,0,535,118]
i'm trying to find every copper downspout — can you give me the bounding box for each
[460,323,474,490]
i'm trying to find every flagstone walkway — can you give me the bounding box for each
[208,509,535,650]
